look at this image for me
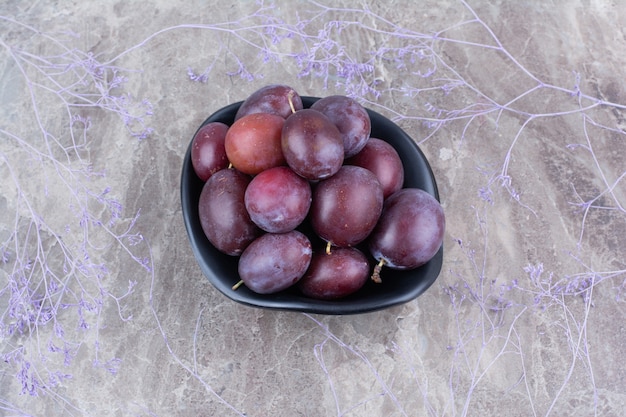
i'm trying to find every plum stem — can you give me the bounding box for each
[371,258,386,284]
[232,280,245,290]
[287,90,296,114]
[325,241,332,255]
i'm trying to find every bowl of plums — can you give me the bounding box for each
[181,84,445,315]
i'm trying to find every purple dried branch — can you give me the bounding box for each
[1,0,623,415]
[443,206,596,416]
[171,0,624,219]
[125,1,622,415]
[1,13,155,402]
[305,314,408,417]
[146,271,248,417]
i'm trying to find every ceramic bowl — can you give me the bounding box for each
[181,96,443,314]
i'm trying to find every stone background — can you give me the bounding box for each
[1,1,625,416]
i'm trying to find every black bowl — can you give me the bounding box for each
[181,97,443,315]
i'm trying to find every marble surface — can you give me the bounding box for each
[1,1,625,416]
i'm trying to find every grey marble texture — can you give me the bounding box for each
[1,1,625,416]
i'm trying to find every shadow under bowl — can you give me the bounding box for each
[181,97,443,315]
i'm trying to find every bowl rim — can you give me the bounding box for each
[181,96,443,315]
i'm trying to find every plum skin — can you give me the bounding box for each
[368,188,445,270]
[310,165,384,248]
[281,108,344,180]
[298,247,370,300]
[345,137,404,199]
[191,122,229,182]
[234,84,303,120]
[238,231,313,294]
[310,95,371,158]
[224,112,286,175]
[244,166,312,233]
[198,168,261,256]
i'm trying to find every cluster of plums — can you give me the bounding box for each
[191,84,445,300]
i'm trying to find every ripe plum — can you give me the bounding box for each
[281,108,344,180]
[311,95,371,157]
[368,188,445,282]
[198,168,261,256]
[237,230,313,294]
[345,137,404,198]
[244,166,312,233]
[191,122,229,182]
[310,165,384,248]
[225,112,285,175]
[235,84,303,120]
[298,247,370,300]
